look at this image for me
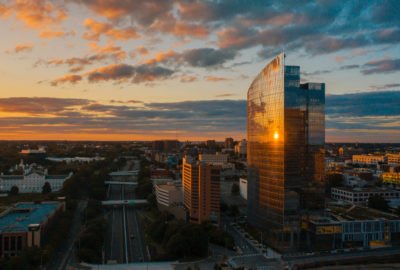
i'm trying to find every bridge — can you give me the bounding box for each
[104,181,138,185]
[101,200,148,206]
[109,170,139,177]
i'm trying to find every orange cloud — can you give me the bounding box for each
[204,76,230,82]
[83,18,139,41]
[7,44,33,53]
[145,50,177,65]
[172,22,209,38]
[88,42,127,61]
[51,74,82,86]
[180,75,197,83]
[0,0,69,39]
[136,46,149,55]
[39,30,75,39]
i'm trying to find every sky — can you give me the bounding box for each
[0,0,399,142]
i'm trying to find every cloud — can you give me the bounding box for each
[6,44,33,53]
[83,18,139,41]
[182,48,236,67]
[69,0,174,25]
[0,0,68,39]
[51,74,82,86]
[204,76,230,82]
[36,43,127,71]
[136,46,149,55]
[39,30,75,39]
[361,58,400,75]
[340,64,360,70]
[0,97,89,114]
[145,48,237,68]
[326,91,400,117]
[216,93,235,97]
[180,75,197,83]
[1,91,400,141]
[85,63,175,84]
[370,83,400,90]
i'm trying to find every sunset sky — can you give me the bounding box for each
[0,0,399,141]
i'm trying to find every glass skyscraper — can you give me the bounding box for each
[247,53,325,251]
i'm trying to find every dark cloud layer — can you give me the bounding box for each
[362,58,400,75]
[0,91,399,140]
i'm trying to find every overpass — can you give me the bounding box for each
[109,170,139,177]
[101,200,148,206]
[104,181,138,185]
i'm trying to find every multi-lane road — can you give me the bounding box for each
[104,160,148,264]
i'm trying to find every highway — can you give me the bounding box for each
[104,160,149,264]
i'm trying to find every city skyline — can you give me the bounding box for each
[0,0,399,141]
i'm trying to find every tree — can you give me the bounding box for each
[42,182,52,194]
[231,183,240,195]
[368,195,389,212]
[229,205,240,217]
[9,186,19,196]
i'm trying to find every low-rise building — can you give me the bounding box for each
[154,182,186,220]
[199,153,228,165]
[331,187,400,205]
[304,204,400,251]
[0,165,72,193]
[352,154,386,165]
[382,169,400,185]
[0,201,64,257]
[387,153,400,165]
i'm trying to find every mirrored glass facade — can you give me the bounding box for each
[247,53,325,251]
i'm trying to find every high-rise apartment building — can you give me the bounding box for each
[182,156,220,224]
[247,53,325,251]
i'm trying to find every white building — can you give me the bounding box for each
[0,164,72,193]
[239,178,247,200]
[352,154,386,165]
[154,182,183,207]
[234,139,247,156]
[331,187,400,205]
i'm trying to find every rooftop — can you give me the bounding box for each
[0,202,61,233]
[332,186,400,193]
[328,204,399,221]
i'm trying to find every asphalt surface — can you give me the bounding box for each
[104,160,149,264]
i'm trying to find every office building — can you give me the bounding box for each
[151,140,180,153]
[247,52,325,251]
[182,156,220,224]
[225,137,234,149]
